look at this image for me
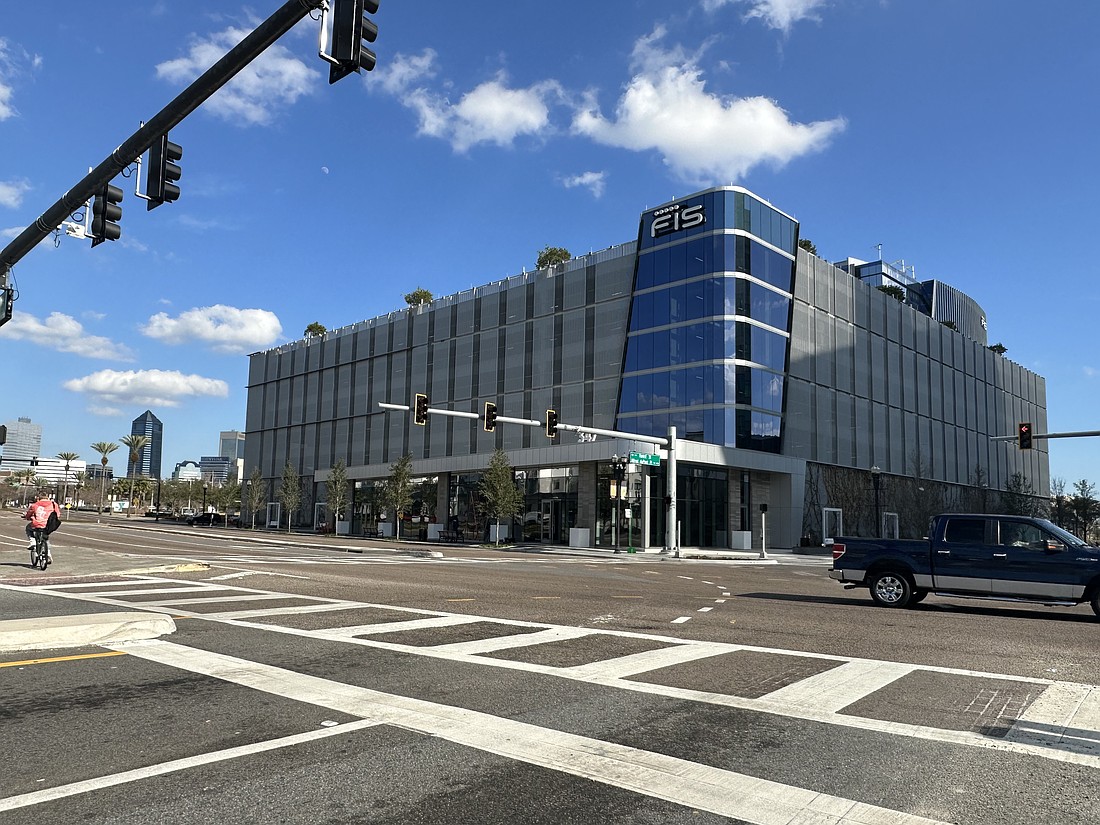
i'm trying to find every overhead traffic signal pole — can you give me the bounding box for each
[0,0,327,294]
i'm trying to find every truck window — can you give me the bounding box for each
[943,517,985,544]
[998,521,1044,547]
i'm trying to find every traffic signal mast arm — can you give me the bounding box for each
[379,401,667,446]
[991,429,1100,441]
[0,0,326,276]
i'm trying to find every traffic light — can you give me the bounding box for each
[413,393,429,425]
[1018,422,1033,450]
[545,409,558,438]
[91,183,123,247]
[484,402,497,432]
[329,0,379,84]
[146,133,183,210]
[0,285,12,328]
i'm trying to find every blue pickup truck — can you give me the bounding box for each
[828,514,1100,616]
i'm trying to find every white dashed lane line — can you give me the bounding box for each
[671,616,692,624]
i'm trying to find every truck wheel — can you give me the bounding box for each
[869,571,913,608]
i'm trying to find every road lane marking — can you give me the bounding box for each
[431,626,593,656]
[697,607,713,613]
[12,577,1099,767]
[1007,683,1100,754]
[207,571,256,581]
[761,660,917,714]
[324,615,484,637]
[0,651,127,669]
[566,643,731,680]
[446,598,476,602]
[104,640,952,825]
[0,720,382,813]
[532,596,561,599]
[671,616,691,624]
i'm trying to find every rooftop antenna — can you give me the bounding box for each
[874,243,883,260]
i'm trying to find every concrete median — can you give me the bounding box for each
[0,611,176,653]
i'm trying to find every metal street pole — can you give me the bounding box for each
[0,0,324,287]
[871,465,881,538]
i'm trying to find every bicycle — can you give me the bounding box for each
[29,527,50,570]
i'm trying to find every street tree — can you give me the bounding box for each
[1050,477,1070,529]
[277,461,301,532]
[1071,479,1100,539]
[119,434,149,518]
[56,451,79,510]
[382,454,413,540]
[1001,472,1039,516]
[90,440,119,513]
[479,449,524,546]
[536,246,571,270]
[326,460,350,531]
[246,467,267,529]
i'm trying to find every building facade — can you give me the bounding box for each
[218,430,246,483]
[1,416,43,463]
[245,186,1048,549]
[128,410,163,479]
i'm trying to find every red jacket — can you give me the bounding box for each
[25,498,61,529]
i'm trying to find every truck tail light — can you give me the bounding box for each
[831,542,846,561]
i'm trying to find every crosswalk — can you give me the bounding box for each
[11,573,1100,768]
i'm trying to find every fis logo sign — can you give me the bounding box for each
[650,203,705,239]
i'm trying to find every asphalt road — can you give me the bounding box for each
[1,513,1098,824]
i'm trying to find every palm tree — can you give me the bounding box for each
[56,451,79,516]
[119,434,149,518]
[91,441,119,516]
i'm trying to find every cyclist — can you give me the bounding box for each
[24,490,61,565]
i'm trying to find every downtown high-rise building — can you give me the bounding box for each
[1,416,43,463]
[128,410,163,479]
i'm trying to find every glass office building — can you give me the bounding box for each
[245,186,1047,549]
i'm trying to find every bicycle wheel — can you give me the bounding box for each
[35,532,48,570]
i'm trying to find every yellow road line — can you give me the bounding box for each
[0,650,127,669]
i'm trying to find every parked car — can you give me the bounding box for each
[829,513,1100,616]
[188,512,240,528]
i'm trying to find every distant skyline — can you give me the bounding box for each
[2,1,1100,485]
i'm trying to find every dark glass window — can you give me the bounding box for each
[944,517,987,544]
[736,410,782,453]
[735,323,787,371]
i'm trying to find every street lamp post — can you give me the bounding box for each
[202,482,208,514]
[870,465,882,537]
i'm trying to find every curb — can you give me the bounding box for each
[0,611,177,653]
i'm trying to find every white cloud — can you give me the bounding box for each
[64,369,229,409]
[702,0,828,33]
[0,39,17,120]
[1,226,20,239]
[140,304,282,353]
[561,171,607,198]
[380,50,563,152]
[0,179,29,209]
[0,312,135,360]
[155,26,318,126]
[572,27,845,186]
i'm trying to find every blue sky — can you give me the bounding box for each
[1,0,1098,487]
